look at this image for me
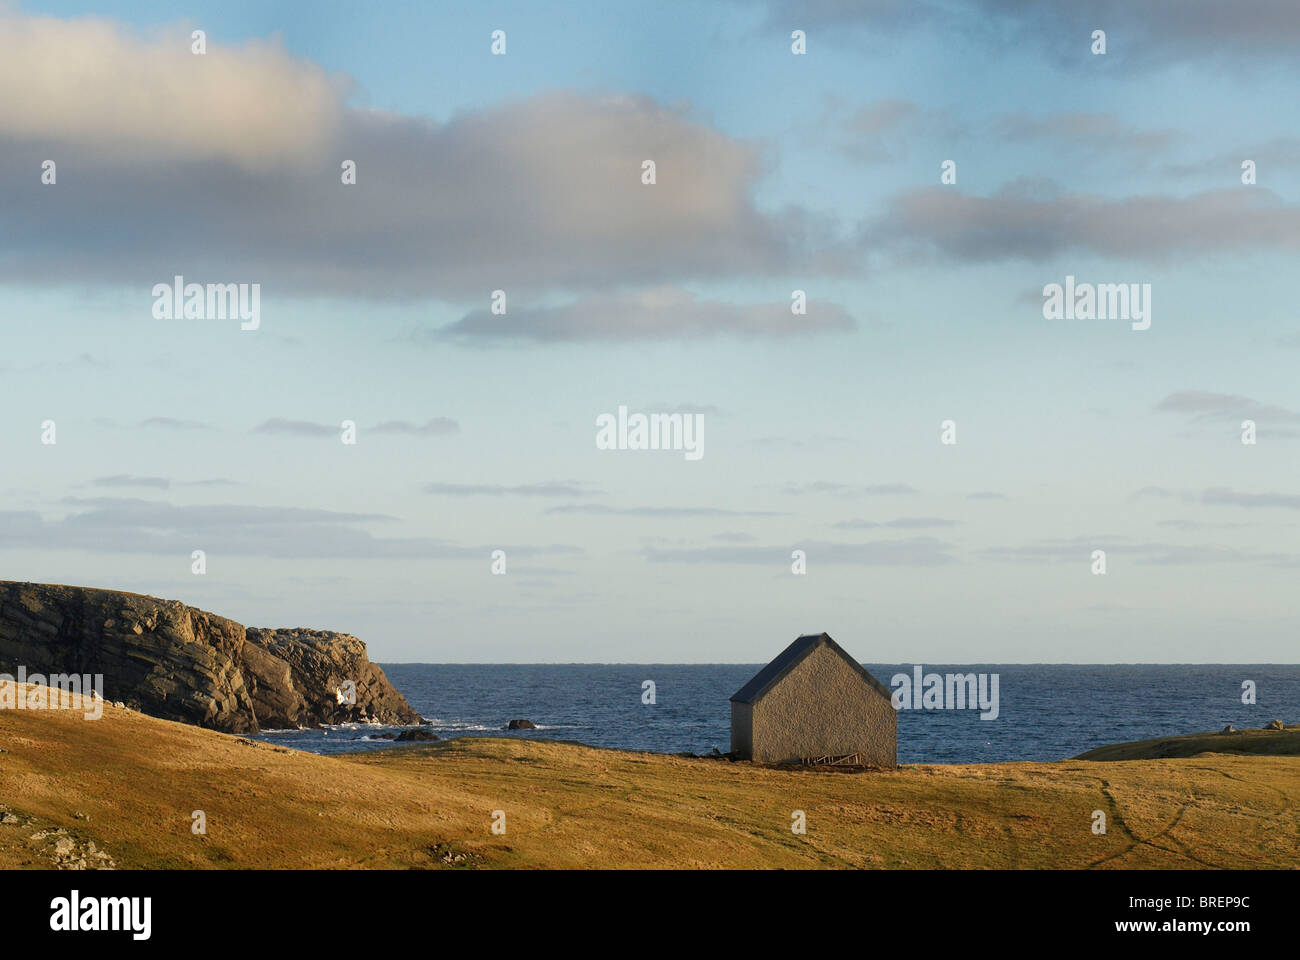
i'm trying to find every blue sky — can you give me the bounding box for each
[2,1,1298,662]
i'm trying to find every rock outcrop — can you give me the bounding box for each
[395,728,439,741]
[245,628,421,728]
[0,581,422,733]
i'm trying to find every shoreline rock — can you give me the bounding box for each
[395,728,439,742]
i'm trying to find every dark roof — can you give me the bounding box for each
[729,633,893,705]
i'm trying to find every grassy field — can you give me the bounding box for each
[1075,727,1300,761]
[2,689,1297,869]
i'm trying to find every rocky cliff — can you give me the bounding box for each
[0,581,422,732]
[245,627,424,728]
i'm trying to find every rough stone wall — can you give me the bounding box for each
[750,646,896,765]
[0,581,421,732]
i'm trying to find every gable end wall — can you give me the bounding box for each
[750,645,896,765]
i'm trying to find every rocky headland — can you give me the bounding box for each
[0,581,421,732]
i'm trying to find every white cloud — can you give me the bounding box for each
[0,15,854,302]
[0,12,347,169]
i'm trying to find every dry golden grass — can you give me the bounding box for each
[1075,727,1300,761]
[1,691,1297,869]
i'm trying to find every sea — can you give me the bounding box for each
[250,664,1300,765]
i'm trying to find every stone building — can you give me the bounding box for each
[730,632,896,766]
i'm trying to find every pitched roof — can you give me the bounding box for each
[729,633,893,705]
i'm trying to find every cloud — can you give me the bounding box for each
[864,483,920,496]
[91,476,239,488]
[441,288,856,341]
[93,475,170,489]
[643,537,956,565]
[780,482,851,495]
[994,112,1179,154]
[0,17,853,300]
[1161,137,1300,178]
[983,538,1120,562]
[834,98,940,162]
[175,478,240,488]
[868,183,1300,262]
[1131,486,1178,500]
[1201,487,1300,510]
[253,418,458,438]
[1154,392,1300,424]
[846,98,917,135]
[59,496,392,524]
[750,0,944,34]
[832,517,955,530]
[0,498,582,560]
[252,418,336,437]
[0,12,347,170]
[753,434,848,449]
[799,95,967,166]
[547,504,782,518]
[140,417,213,431]
[749,1,1300,69]
[1156,519,1259,531]
[966,491,1007,500]
[369,418,459,436]
[654,403,724,416]
[424,481,599,498]
[781,481,919,496]
[983,535,1299,566]
[15,352,110,373]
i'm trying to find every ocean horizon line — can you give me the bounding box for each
[376,660,1300,667]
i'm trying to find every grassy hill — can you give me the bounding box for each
[1075,727,1300,761]
[2,689,1297,869]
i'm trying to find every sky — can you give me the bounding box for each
[1,1,1298,663]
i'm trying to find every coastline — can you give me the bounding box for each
[2,686,1296,870]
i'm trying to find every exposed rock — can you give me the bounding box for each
[1266,719,1286,731]
[1220,725,1236,734]
[431,842,480,866]
[246,627,421,727]
[395,728,439,742]
[0,581,421,733]
[0,581,254,731]
[506,719,536,730]
[238,638,309,729]
[29,826,115,870]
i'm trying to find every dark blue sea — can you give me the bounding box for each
[250,664,1300,764]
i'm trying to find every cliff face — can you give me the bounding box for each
[0,581,422,732]
[245,628,421,728]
